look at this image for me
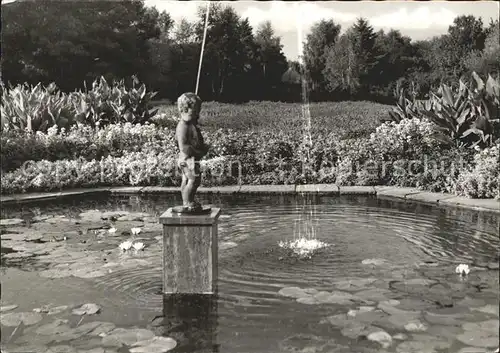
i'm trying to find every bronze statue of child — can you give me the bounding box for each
[176,92,210,212]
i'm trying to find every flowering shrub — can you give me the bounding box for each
[333,118,472,189]
[454,144,500,199]
[0,122,177,172]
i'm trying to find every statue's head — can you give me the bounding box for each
[177,92,202,122]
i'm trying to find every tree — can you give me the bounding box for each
[323,29,360,96]
[373,29,422,99]
[323,18,381,99]
[173,18,197,44]
[2,0,167,91]
[436,15,488,80]
[194,3,258,101]
[303,20,341,96]
[464,19,500,76]
[254,21,288,100]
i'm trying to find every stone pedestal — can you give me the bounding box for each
[159,207,221,294]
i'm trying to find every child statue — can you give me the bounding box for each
[174,92,210,213]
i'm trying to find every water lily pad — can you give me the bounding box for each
[129,336,177,352]
[33,304,69,315]
[378,301,420,317]
[334,278,377,291]
[1,233,25,241]
[3,252,34,259]
[396,336,451,352]
[1,343,49,353]
[456,348,490,353]
[424,310,473,326]
[457,320,499,348]
[1,304,18,312]
[355,288,393,302]
[36,319,72,335]
[425,325,463,340]
[78,349,119,353]
[340,321,379,339]
[367,330,392,349]
[321,313,348,327]
[101,328,155,347]
[72,303,101,316]
[116,214,148,222]
[85,322,116,337]
[278,287,310,299]
[347,306,375,317]
[457,297,486,308]
[0,218,24,226]
[279,333,338,353]
[393,333,408,340]
[362,258,388,266]
[46,345,78,353]
[353,310,388,325]
[51,321,116,342]
[404,320,428,332]
[471,304,499,316]
[0,311,43,326]
[317,290,359,305]
[296,296,318,305]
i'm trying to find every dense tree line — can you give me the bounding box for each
[1,0,499,103]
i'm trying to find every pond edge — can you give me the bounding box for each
[1,185,498,214]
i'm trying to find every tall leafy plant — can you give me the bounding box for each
[73,76,158,128]
[422,72,499,148]
[0,82,75,133]
[383,81,432,123]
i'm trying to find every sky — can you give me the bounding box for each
[144,0,499,60]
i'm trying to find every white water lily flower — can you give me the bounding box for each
[119,241,133,251]
[133,242,145,251]
[108,227,117,234]
[455,264,470,276]
[131,227,142,235]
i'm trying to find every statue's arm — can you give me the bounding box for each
[176,123,205,158]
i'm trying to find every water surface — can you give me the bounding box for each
[1,194,499,352]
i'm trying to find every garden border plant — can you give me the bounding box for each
[1,74,499,200]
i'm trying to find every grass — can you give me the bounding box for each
[152,101,392,138]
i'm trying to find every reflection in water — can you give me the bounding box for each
[159,293,219,353]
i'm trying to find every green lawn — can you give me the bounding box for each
[153,101,392,138]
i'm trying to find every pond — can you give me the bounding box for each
[1,194,499,353]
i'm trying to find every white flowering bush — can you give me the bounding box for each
[454,144,500,199]
[368,118,439,158]
[0,152,240,194]
[333,118,470,188]
[0,122,177,172]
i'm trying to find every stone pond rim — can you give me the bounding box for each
[0,185,498,214]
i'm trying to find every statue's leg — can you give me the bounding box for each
[180,167,190,207]
[190,161,202,205]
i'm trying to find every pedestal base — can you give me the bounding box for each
[171,205,212,215]
[160,208,221,294]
